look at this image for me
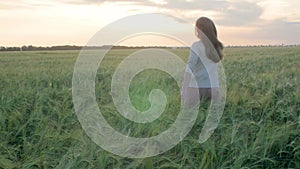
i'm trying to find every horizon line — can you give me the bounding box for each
[1,43,300,48]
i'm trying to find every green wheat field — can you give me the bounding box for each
[0,47,299,168]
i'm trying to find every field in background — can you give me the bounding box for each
[0,47,299,168]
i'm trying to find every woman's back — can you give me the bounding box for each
[186,40,219,88]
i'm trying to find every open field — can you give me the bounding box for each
[0,47,299,168]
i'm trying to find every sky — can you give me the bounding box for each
[1,0,300,46]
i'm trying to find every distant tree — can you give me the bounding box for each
[21,45,27,51]
[6,47,20,51]
[27,45,34,51]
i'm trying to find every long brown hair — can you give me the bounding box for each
[196,17,224,62]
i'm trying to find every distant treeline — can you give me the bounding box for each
[0,45,83,51]
[0,44,299,51]
[0,45,186,51]
[227,44,299,48]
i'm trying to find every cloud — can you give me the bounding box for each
[74,0,229,9]
[71,0,263,26]
[74,0,230,10]
[0,1,27,10]
[216,1,262,26]
[0,0,62,10]
[41,0,300,46]
[220,18,300,45]
[255,19,300,44]
[163,0,229,10]
[70,0,153,5]
[287,22,300,25]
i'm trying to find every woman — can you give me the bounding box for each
[182,17,224,106]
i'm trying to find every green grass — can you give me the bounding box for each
[0,47,299,168]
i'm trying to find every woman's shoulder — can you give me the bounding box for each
[191,40,205,49]
[191,40,205,54]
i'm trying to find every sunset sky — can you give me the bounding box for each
[1,0,300,46]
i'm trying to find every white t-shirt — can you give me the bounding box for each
[185,41,219,88]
